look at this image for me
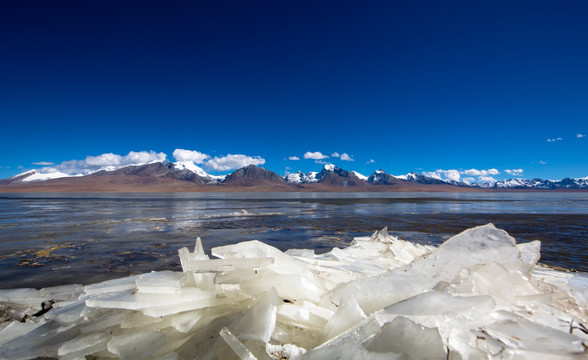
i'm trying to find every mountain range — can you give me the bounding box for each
[1,162,587,192]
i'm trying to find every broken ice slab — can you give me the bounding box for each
[107,330,166,359]
[39,284,84,302]
[363,316,446,360]
[320,295,367,343]
[44,299,87,324]
[141,295,239,318]
[0,321,81,360]
[135,271,184,294]
[219,327,257,360]
[482,311,588,356]
[185,257,275,272]
[376,291,495,322]
[0,319,46,347]
[233,289,277,343]
[240,271,325,303]
[57,332,109,357]
[0,288,45,308]
[83,275,141,296]
[85,287,214,311]
[211,240,316,278]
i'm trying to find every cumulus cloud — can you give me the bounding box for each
[578,133,586,139]
[172,149,210,164]
[539,160,547,165]
[288,156,300,161]
[463,168,499,176]
[367,159,375,164]
[303,151,329,160]
[422,168,502,184]
[204,154,265,171]
[339,153,354,161]
[33,161,54,166]
[422,169,461,182]
[331,152,340,157]
[547,137,563,142]
[505,169,524,176]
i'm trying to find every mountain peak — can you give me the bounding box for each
[222,165,285,186]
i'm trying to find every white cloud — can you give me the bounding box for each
[578,133,586,139]
[422,169,460,182]
[421,168,501,184]
[539,160,547,165]
[303,151,329,160]
[463,168,500,176]
[172,149,210,164]
[331,152,340,157]
[204,154,265,171]
[367,159,375,164]
[505,169,524,176]
[33,161,54,166]
[339,153,354,161]
[547,137,563,142]
[288,156,300,161]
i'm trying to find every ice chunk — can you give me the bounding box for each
[364,316,446,360]
[212,240,315,278]
[185,257,274,272]
[0,288,44,307]
[86,288,213,310]
[84,275,140,296]
[240,271,325,303]
[320,295,367,342]
[219,327,257,360]
[379,291,495,317]
[0,319,46,347]
[107,330,166,359]
[58,332,109,357]
[234,288,277,342]
[135,271,184,294]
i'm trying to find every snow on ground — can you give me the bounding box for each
[0,224,586,359]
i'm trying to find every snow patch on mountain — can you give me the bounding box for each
[15,170,74,182]
[173,161,225,182]
[352,171,368,181]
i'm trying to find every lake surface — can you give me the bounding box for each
[0,192,587,289]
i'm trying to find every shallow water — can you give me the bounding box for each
[0,192,587,289]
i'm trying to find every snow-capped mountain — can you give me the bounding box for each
[492,177,588,189]
[7,161,226,185]
[284,170,319,184]
[3,161,587,190]
[394,172,459,186]
[285,164,367,187]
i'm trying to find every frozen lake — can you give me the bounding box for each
[0,192,587,289]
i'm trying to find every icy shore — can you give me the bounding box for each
[0,224,587,359]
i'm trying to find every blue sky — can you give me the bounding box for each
[1,1,587,183]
